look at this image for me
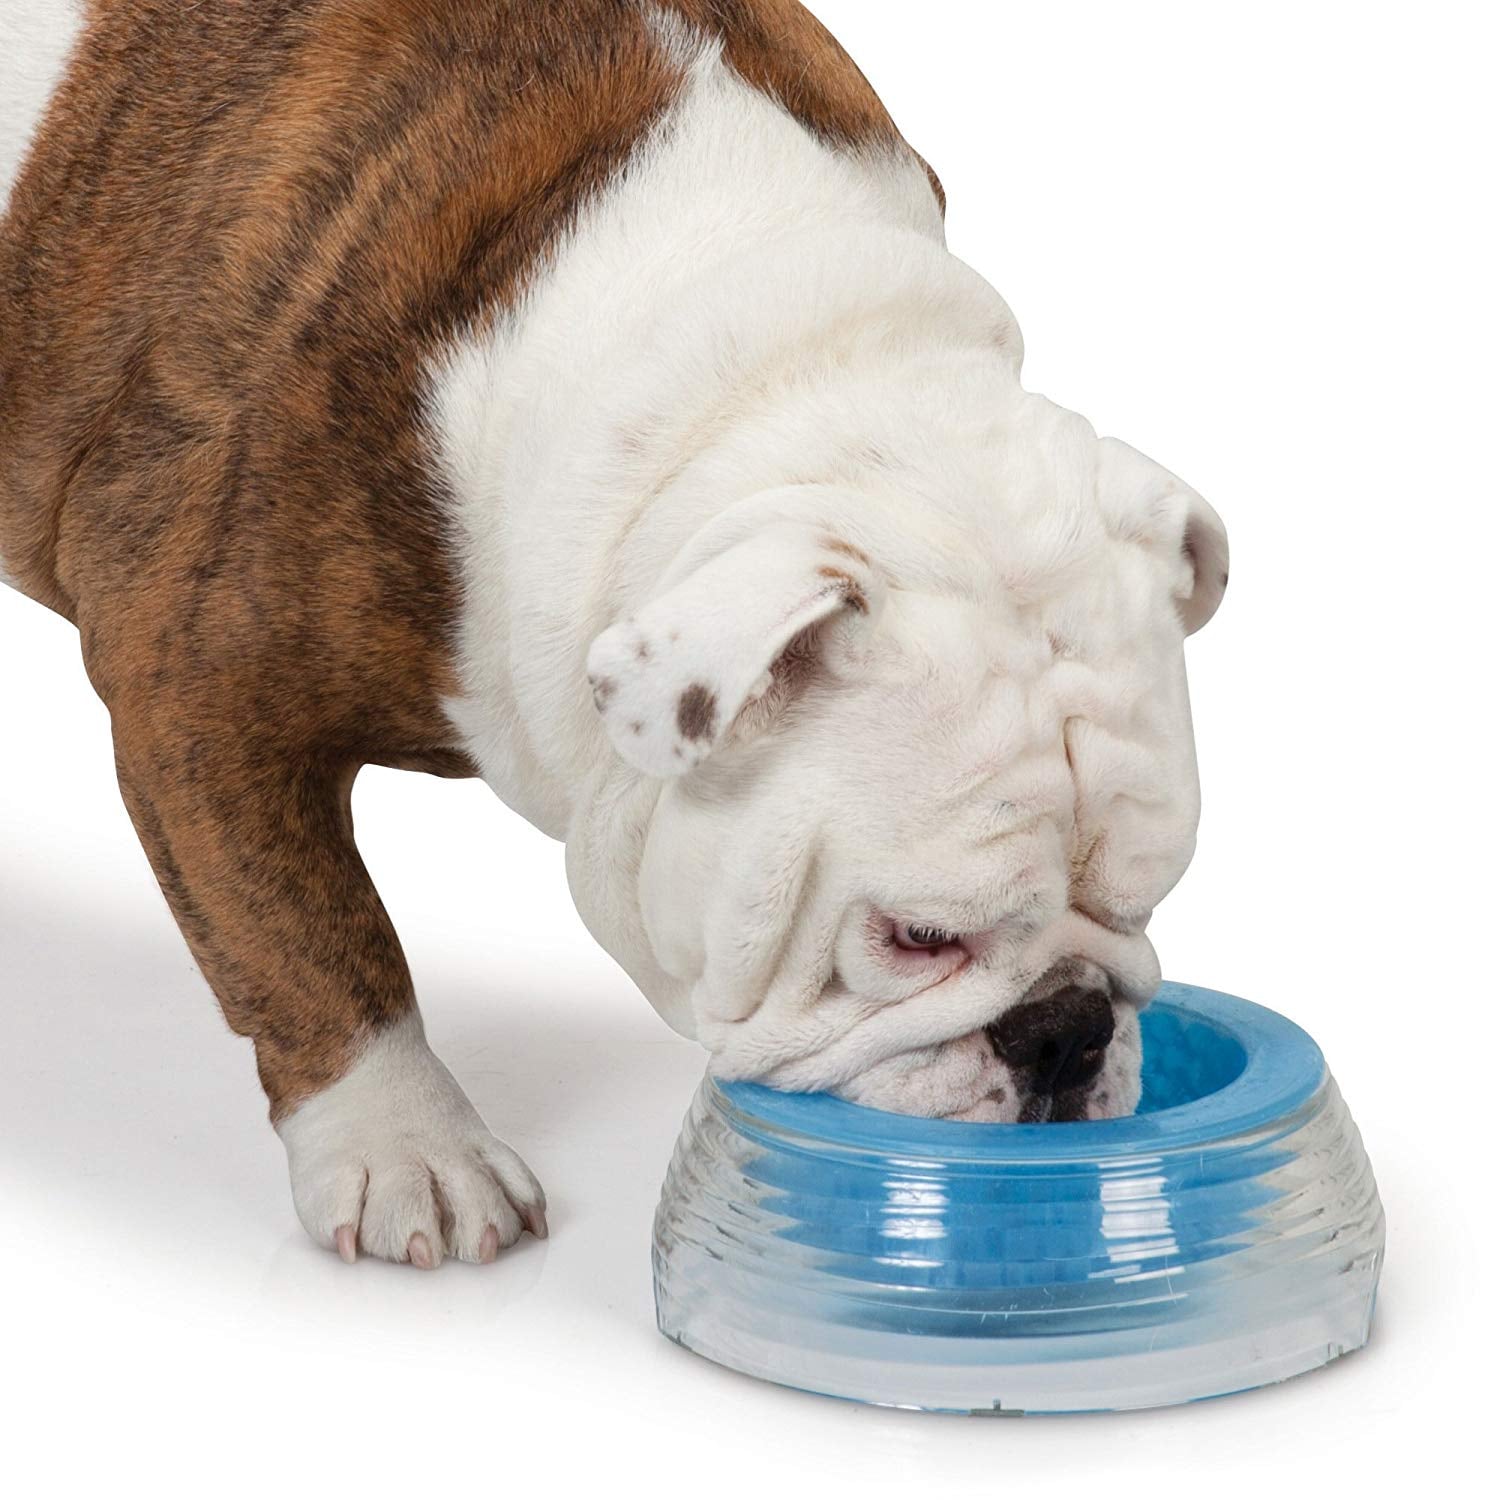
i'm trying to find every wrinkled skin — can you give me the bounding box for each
[588,383,1227,1123]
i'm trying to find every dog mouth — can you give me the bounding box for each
[823,987,1136,1124]
[1016,1083,1098,1123]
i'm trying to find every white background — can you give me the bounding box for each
[2,1,1494,1492]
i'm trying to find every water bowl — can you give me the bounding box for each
[652,983,1384,1414]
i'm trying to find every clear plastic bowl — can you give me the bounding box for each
[652,983,1384,1414]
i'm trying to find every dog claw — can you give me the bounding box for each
[282,1017,547,1269]
[523,1205,549,1240]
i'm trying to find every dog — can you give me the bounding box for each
[1,0,1228,1268]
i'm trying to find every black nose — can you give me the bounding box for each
[988,986,1115,1095]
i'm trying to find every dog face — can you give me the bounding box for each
[587,390,1227,1122]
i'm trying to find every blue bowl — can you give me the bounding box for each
[652,983,1384,1414]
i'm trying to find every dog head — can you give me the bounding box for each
[585,392,1227,1122]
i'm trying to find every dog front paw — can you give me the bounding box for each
[275,1015,546,1268]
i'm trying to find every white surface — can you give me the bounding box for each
[1,0,1493,1491]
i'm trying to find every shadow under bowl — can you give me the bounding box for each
[652,982,1384,1414]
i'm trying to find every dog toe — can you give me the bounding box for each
[278,1019,547,1269]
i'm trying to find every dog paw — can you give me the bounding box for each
[275,1015,546,1267]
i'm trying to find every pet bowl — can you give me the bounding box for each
[652,983,1384,1414]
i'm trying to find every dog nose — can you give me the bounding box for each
[988,986,1115,1095]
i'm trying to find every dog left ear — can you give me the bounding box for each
[1098,437,1230,635]
[586,522,883,779]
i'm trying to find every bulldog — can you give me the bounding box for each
[1,0,1228,1268]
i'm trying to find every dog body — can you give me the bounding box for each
[2,1,1227,1265]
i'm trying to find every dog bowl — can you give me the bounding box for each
[652,983,1384,1414]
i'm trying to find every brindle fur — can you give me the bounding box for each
[0,0,919,1117]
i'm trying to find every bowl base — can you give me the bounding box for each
[657,1266,1381,1414]
[651,986,1385,1415]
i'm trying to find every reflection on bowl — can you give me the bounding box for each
[652,983,1384,1414]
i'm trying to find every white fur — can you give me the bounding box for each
[0,0,83,217]
[586,518,887,778]
[432,20,1227,1123]
[276,1013,546,1266]
[434,23,954,841]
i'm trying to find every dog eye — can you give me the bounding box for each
[893,922,960,953]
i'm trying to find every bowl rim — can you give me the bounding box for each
[713,983,1328,1162]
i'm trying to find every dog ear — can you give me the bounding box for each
[587,523,883,778]
[1098,437,1230,635]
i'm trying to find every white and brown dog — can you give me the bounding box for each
[1,1,1228,1268]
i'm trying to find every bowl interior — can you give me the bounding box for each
[1136,1002,1247,1112]
[716,985,1327,1159]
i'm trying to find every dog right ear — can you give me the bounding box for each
[586,523,884,779]
[1097,437,1230,636]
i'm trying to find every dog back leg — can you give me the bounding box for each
[111,726,546,1266]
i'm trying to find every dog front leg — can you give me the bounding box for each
[112,737,546,1266]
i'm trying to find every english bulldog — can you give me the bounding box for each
[1,0,1228,1268]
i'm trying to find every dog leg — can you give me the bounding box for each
[112,740,546,1267]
